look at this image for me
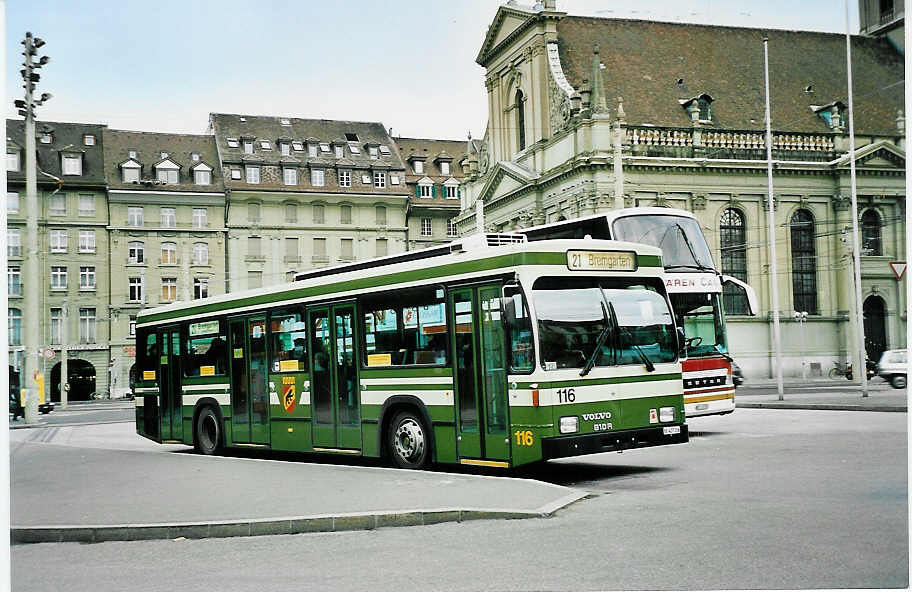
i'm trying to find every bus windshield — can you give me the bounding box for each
[611,215,715,271]
[533,277,676,370]
[672,292,727,357]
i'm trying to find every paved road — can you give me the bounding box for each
[10,400,134,428]
[11,408,907,591]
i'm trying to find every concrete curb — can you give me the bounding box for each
[736,402,906,412]
[11,492,589,545]
[9,419,134,430]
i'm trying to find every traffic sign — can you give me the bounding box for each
[42,348,55,361]
[889,261,906,280]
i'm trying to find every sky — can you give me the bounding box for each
[6,0,862,140]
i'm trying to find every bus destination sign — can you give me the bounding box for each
[567,250,636,271]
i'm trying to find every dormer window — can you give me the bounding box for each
[812,101,847,130]
[345,133,359,142]
[413,160,424,174]
[83,135,95,146]
[260,140,272,150]
[280,118,291,125]
[680,93,714,124]
[40,132,52,144]
[417,178,433,198]
[349,143,361,155]
[291,141,304,152]
[243,141,254,154]
[121,159,141,183]
[160,152,169,159]
[155,159,180,184]
[191,152,200,162]
[128,150,137,159]
[308,144,318,158]
[368,146,379,159]
[440,162,450,175]
[227,138,239,148]
[379,145,390,155]
[334,144,344,158]
[61,153,82,176]
[7,150,19,172]
[192,162,212,185]
[280,142,290,156]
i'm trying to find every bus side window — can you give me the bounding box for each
[137,330,158,381]
[269,307,308,373]
[184,320,228,377]
[361,288,447,367]
[503,285,534,372]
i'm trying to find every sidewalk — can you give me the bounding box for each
[735,383,907,412]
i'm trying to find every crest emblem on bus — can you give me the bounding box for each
[283,384,296,413]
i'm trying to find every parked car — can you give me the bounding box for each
[731,360,744,387]
[876,349,907,389]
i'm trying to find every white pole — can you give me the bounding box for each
[845,0,868,397]
[61,302,68,409]
[763,37,785,400]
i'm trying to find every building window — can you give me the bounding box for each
[421,218,432,237]
[341,205,352,224]
[339,169,352,187]
[129,277,143,302]
[284,168,298,185]
[293,141,304,152]
[49,194,66,216]
[248,202,261,223]
[40,132,52,144]
[246,166,260,184]
[191,152,200,162]
[122,165,140,183]
[375,206,387,226]
[313,204,325,224]
[248,271,263,289]
[128,206,144,227]
[374,171,386,188]
[9,309,22,346]
[444,185,458,199]
[50,229,68,253]
[369,146,379,159]
[516,89,526,151]
[227,138,239,148]
[376,238,388,257]
[285,237,299,260]
[160,207,176,228]
[447,218,457,237]
[334,145,344,158]
[440,162,450,176]
[280,142,290,156]
[83,134,96,146]
[129,316,137,336]
[310,168,325,186]
[8,228,21,257]
[7,192,19,214]
[413,160,424,174]
[313,237,327,259]
[192,208,207,228]
[341,238,354,260]
[193,278,209,300]
[193,242,209,265]
[79,230,96,253]
[194,169,211,185]
[161,242,177,265]
[62,154,82,176]
[861,210,883,256]
[160,152,169,159]
[79,266,96,291]
[720,208,748,315]
[790,209,818,315]
[419,184,431,198]
[51,266,67,290]
[390,175,400,185]
[78,194,95,216]
[8,267,21,296]
[244,141,254,154]
[260,140,272,150]
[128,241,144,264]
[161,278,177,302]
[128,150,137,159]
[248,236,261,257]
[156,164,178,184]
[285,203,297,223]
[79,308,96,344]
[50,308,62,345]
[231,168,242,180]
[7,151,19,172]
[308,144,318,158]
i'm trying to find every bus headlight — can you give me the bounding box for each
[559,416,579,434]
[659,406,675,422]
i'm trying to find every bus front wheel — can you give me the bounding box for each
[195,406,222,455]
[388,410,430,469]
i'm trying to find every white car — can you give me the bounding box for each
[876,349,907,389]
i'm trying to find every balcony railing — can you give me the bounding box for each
[625,127,836,161]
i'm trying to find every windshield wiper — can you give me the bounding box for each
[673,223,714,272]
[713,344,734,362]
[609,301,656,372]
[580,301,612,377]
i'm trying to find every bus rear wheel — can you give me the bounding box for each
[195,406,222,455]
[388,410,430,469]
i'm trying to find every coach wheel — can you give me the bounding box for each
[388,410,430,469]
[195,406,222,455]
[890,375,906,389]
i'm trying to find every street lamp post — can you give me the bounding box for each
[793,311,808,379]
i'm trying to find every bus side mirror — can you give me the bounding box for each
[676,327,687,355]
[721,275,759,316]
[502,283,521,328]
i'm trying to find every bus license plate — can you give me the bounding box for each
[663,426,681,435]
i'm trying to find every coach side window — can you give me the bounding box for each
[270,307,308,372]
[362,288,448,367]
[184,320,228,377]
[136,329,158,380]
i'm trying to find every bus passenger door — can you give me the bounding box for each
[450,284,510,464]
[309,303,361,451]
[158,326,183,442]
[228,316,270,445]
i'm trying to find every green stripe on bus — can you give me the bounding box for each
[360,367,453,379]
[515,372,681,389]
[361,383,452,391]
[182,377,230,385]
[139,251,662,324]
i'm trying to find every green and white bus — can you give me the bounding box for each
[133,234,688,469]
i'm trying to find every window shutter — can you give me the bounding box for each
[415,184,420,198]
[431,185,436,198]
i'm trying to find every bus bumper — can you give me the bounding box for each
[541,424,689,460]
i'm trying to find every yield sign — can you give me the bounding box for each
[889,261,906,280]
